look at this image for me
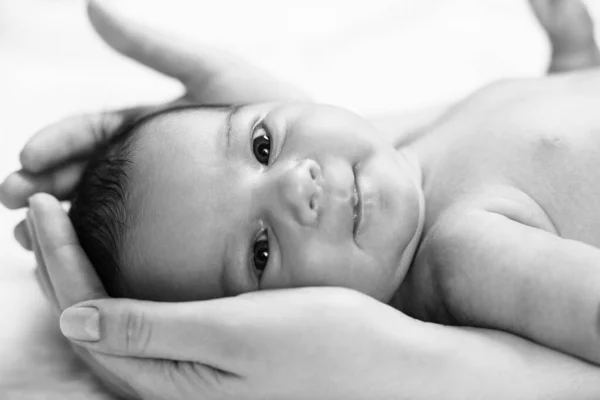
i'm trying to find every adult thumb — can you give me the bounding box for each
[59,297,254,373]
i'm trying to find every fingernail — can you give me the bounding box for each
[60,307,100,342]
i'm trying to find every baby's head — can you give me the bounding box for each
[70,102,424,303]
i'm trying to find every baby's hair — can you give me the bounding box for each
[69,103,234,297]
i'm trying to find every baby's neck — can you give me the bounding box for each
[387,146,426,311]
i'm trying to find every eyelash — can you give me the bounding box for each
[252,230,269,279]
[250,121,275,281]
[252,124,272,166]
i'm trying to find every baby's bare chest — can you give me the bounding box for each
[423,79,600,246]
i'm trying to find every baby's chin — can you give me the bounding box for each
[344,151,425,304]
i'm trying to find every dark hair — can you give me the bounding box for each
[69,103,234,298]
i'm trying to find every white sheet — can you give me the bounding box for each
[2,0,599,397]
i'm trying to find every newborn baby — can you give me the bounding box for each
[69,1,600,366]
[70,102,423,302]
[71,75,600,364]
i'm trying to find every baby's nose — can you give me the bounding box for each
[279,159,323,227]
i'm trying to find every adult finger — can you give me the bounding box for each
[87,0,309,103]
[14,219,32,251]
[0,163,85,210]
[28,193,204,399]
[34,268,60,316]
[19,113,125,174]
[27,211,61,312]
[29,219,60,310]
[59,288,372,371]
[60,295,260,374]
[28,193,107,309]
[76,348,186,400]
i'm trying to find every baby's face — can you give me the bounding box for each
[123,103,423,302]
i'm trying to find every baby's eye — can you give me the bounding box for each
[252,126,271,166]
[252,231,269,277]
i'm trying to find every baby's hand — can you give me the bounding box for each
[530,0,600,73]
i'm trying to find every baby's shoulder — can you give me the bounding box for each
[403,193,539,321]
[422,190,555,268]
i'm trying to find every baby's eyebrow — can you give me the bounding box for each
[223,105,245,157]
[131,103,240,135]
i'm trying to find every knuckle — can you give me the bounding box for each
[48,238,80,260]
[122,309,153,355]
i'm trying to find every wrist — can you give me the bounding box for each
[447,327,600,399]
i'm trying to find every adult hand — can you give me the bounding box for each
[0,0,309,249]
[28,193,600,400]
[25,194,432,400]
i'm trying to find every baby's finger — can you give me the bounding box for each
[0,163,86,209]
[28,193,107,310]
[530,0,600,73]
[14,219,32,251]
[20,112,124,174]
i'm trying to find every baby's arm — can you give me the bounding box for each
[430,207,600,365]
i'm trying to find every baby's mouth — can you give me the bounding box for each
[352,165,362,238]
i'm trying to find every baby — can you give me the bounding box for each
[69,0,600,366]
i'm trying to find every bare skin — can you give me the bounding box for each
[82,0,600,368]
[396,69,600,365]
[530,0,600,73]
[394,0,600,365]
[4,1,600,399]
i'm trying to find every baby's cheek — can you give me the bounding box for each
[347,252,403,301]
[283,243,351,287]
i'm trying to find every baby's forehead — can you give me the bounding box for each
[132,104,235,142]
[119,106,241,301]
[125,104,237,198]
